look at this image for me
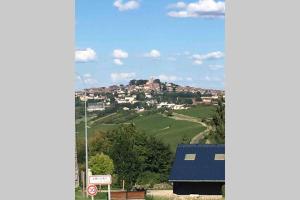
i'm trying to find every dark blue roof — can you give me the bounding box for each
[169,144,225,182]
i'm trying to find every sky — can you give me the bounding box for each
[75,0,225,90]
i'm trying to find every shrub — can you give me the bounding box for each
[135,172,161,189]
[89,153,114,175]
[222,184,225,197]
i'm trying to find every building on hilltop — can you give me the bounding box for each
[144,78,160,92]
[169,144,225,195]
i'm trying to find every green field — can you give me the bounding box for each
[76,111,206,152]
[132,114,205,152]
[174,104,217,119]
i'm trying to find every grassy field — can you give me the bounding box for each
[76,111,205,152]
[132,114,205,152]
[174,105,216,119]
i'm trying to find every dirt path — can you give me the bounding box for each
[168,113,211,144]
[89,112,117,125]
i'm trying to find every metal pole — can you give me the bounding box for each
[85,90,89,197]
[81,171,85,196]
[108,184,111,200]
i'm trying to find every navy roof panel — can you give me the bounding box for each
[169,144,225,182]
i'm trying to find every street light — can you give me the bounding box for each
[76,72,98,198]
[84,89,89,197]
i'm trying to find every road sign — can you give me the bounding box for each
[89,175,112,185]
[87,184,98,196]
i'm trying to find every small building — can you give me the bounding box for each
[87,102,105,112]
[169,144,225,195]
[201,96,213,104]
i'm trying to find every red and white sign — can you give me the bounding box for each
[87,184,98,196]
[89,175,112,185]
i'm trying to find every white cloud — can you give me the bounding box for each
[209,64,224,70]
[202,75,222,82]
[111,72,136,82]
[157,74,183,82]
[144,49,161,58]
[77,73,99,85]
[83,73,92,78]
[196,51,224,60]
[75,48,96,62]
[193,59,203,65]
[113,49,128,59]
[192,51,224,65]
[114,0,140,11]
[186,77,193,81]
[167,0,225,19]
[168,2,187,9]
[113,59,123,66]
[113,49,128,65]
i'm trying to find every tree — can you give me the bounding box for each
[129,79,136,85]
[107,124,173,189]
[153,79,161,84]
[143,136,173,182]
[108,124,141,189]
[181,134,191,144]
[208,97,225,144]
[76,137,86,164]
[136,92,145,101]
[88,131,110,157]
[89,153,114,175]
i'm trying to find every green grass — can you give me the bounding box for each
[75,189,108,200]
[174,104,217,119]
[76,111,206,152]
[132,114,205,152]
[145,195,169,200]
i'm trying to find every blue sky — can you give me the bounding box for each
[75,0,225,90]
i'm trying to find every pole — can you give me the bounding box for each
[108,184,111,200]
[85,90,89,197]
[81,171,85,197]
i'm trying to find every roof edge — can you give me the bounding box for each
[169,179,225,182]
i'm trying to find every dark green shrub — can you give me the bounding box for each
[222,184,225,197]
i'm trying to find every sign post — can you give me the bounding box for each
[87,184,98,198]
[88,175,112,200]
[108,184,111,200]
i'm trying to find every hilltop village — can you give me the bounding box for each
[75,78,224,114]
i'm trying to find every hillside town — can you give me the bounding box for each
[75,78,225,113]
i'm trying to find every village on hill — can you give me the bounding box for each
[75,78,225,114]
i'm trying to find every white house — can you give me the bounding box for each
[173,105,187,110]
[87,102,105,112]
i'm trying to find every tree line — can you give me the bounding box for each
[76,124,173,190]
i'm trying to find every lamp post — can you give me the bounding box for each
[76,72,94,198]
[84,89,89,197]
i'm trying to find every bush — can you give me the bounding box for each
[89,153,114,175]
[135,172,161,189]
[152,183,172,190]
[222,184,225,197]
